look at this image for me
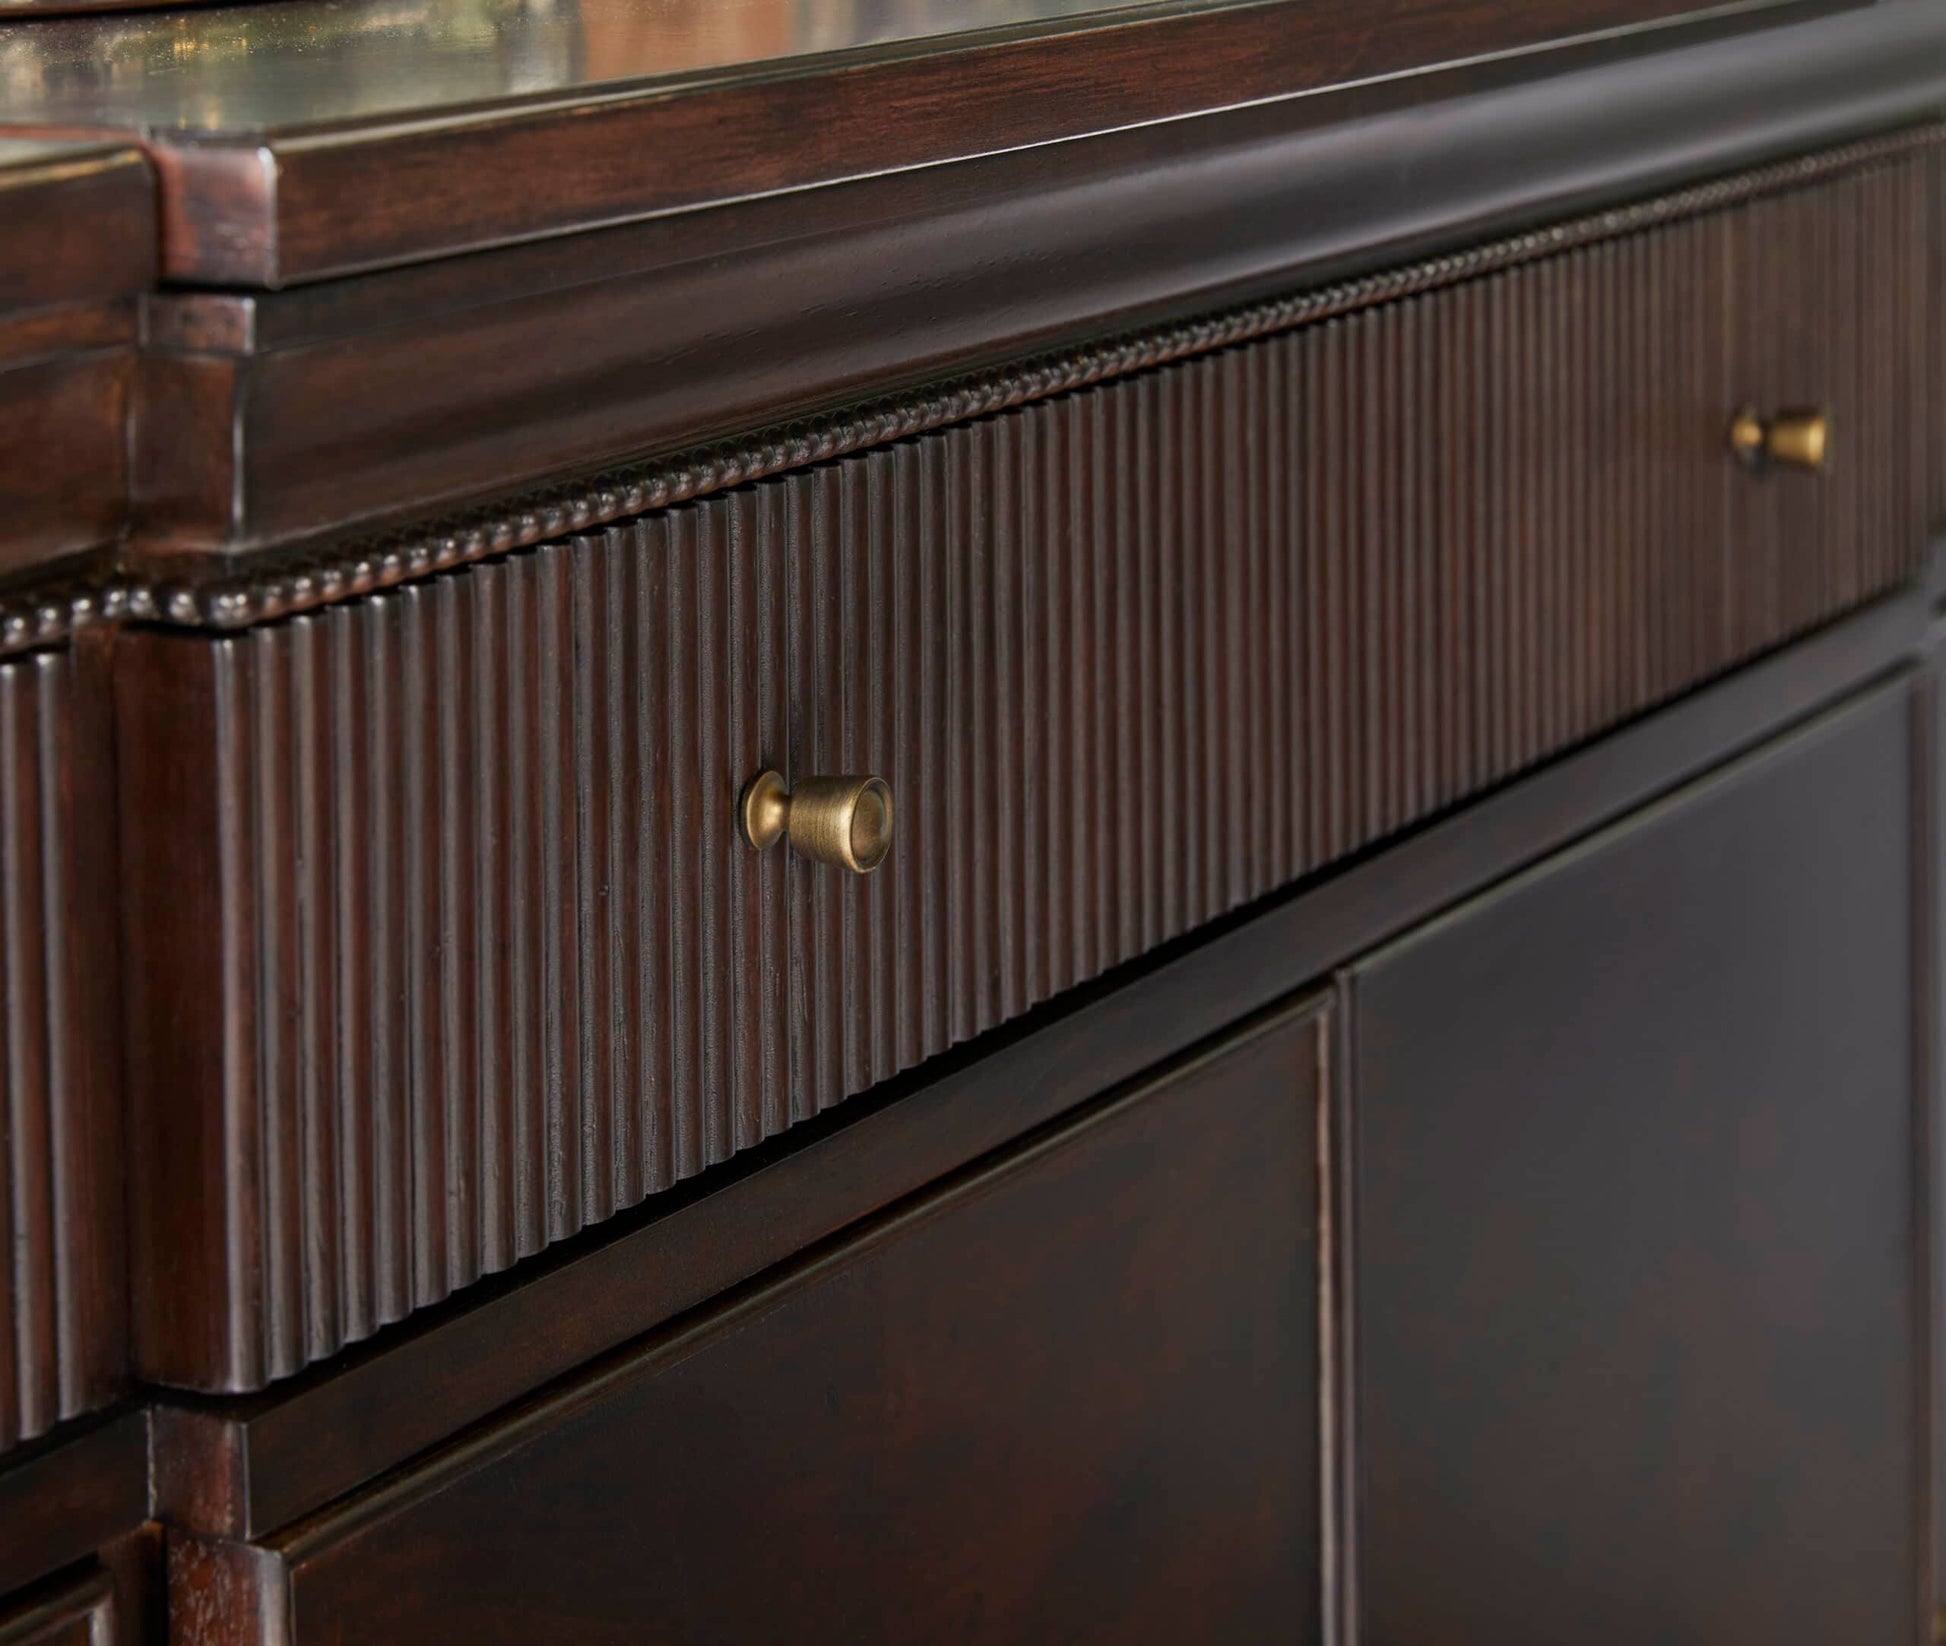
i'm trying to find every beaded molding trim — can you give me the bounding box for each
[4,117,1940,656]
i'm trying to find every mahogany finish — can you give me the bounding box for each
[0,1,1937,1638]
[115,146,1939,1393]
[0,1412,150,1599]
[0,1532,154,1646]
[0,0,1815,285]
[0,144,149,577]
[1351,683,1924,1644]
[0,142,151,320]
[0,320,135,579]
[144,584,1925,1544]
[0,1568,115,1646]
[120,4,1946,559]
[0,641,124,1452]
[170,1000,1329,1646]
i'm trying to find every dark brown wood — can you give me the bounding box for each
[0,0,1830,286]
[0,328,135,577]
[0,143,148,575]
[146,575,1924,1544]
[0,1530,160,1646]
[0,638,125,1453]
[1730,158,1935,642]
[116,145,1936,1394]
[0,141,152,321]
[0,1411,150,1599]
[1350,680,1923,1644]
[0,1567,114,1646]
[120,7,1946,558]
[171,999,1328,1646]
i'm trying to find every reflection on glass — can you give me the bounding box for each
[0,0,1150,132]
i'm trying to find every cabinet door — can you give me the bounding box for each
[1350,682,1921,1646]
[200,999,1331,1646]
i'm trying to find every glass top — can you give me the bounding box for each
[0,0,1184,135]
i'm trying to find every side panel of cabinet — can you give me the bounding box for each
[1349,681,1922,1645]
[181,999,1331,1646]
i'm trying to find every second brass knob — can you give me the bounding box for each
[1729,405,1831,473]
[740,770,893,874]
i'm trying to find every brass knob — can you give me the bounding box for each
[1729,405,1831,473]
[739,770,893,874]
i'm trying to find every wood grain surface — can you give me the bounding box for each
[175,1000,1330,1646]
[117,149,1937,1393]
[121,10,1946,559]
[0,641,123,1451]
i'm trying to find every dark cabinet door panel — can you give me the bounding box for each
[1351,681,1921,1645]
[176,999,1330,1646]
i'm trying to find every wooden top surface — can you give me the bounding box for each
[0,137,153,317]
[0,0,1816,283]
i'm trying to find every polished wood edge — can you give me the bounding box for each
[113,633,258,1395]
[0,299,135,371]
[1920,616,1946,1621]
[143,582,1926,1541]
[0,143,153,321]
[47,114,1924,646]
[0,1564,112,1642]
[113,0,1946,558]
[0,1408,151,1597]
[0,343,139,576]
[165,1533,284,1646]
[93,0,1800,286]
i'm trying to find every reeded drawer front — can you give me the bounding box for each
[117,142,1939,1392]
[0,644,122,1452]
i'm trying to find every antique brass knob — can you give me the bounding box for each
[739,770,893,873]
[1729,405,1830,473]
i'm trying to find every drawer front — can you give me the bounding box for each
[175,1000,1329,1646]
[0,644,122,1452]
[118,141,1939,1391]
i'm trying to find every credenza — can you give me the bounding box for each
[0,0,1943,1641]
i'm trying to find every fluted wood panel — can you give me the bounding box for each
[118,152,1937,1392]
[121,538,787,1388]
[0,645,122,1451]
[799,155,1930,1103]
[1734,157,1932,642]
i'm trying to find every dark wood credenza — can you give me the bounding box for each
[1,1,1944,1641]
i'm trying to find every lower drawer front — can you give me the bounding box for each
[118,139,1939,1392]
[178,1002,1328,1646]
